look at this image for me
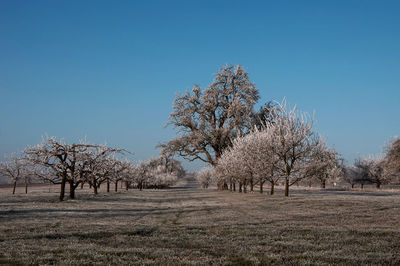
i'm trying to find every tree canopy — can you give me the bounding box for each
[161,64,259,166]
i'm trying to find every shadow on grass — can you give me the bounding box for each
[15,228,157,241]
[291,189,400,197]
[0,206,219,219]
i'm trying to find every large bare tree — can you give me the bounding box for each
[161,65,259,166]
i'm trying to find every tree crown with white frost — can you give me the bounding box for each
[161,64,259,166]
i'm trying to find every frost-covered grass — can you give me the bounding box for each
[0,178,399,265]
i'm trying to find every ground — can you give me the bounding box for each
[0,178,399,265]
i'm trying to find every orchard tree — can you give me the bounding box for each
[354,157,389,189]
[196,167,214,189]
[81,146,124,194]
[134,162,149,190]
[161,65,259,167]
[303,140,340,188]
[233,130,281,195]
[0,153,27,194]
[24,137,90,200]
[215,146,249,192]
[262,100,320,196]
[343,166,361,188]
[145,154,185,188]
[24,137,121,200]
[110,159,131,192]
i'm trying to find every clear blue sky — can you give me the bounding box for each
[1,0,399,170]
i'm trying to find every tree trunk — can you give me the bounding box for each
[59,176,66,201]
[239,182,242,193]
[376,182,381,189]
[107,179,110,192]
[12,181,17,195]
[284,178,289,197]
[115,180,118,192]
[229,181,232,191]
[125,181,129,190]
[81,182,84,189]
[259,177,263,194]
[139,182,143,191]
[25,181,28,194]
[270,182,275,195]
[351,183,354,188]
[250,178,254,192]
[233,182,236,192]
[243,180,247,193]
[93,184,98,195]
[361,183,364,189]
[69,182,75,199]
[321,180,326,189]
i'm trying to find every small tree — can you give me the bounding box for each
[303,140,340,188]
[0,153,26,194]
[228,130,280,194]
[343,166,361,188]
[134,162,149,190]
[354,157,389,189]
[266,100,319,196]
[196,167,214,189]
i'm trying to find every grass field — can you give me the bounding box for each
[0,178,400,265]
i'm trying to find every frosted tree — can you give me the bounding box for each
[110,159,132,192]
[342,166,361,188]
[132,162,150,190]
[161,65,259,167]
[24,137,121,200]
[215,146,249,192]
[231,130,281,194]
[145,154,185,188]
[80,146,124,194]
[354,156,389,189]
[263,100,319,196]
[302,139,340,188]
[0,153,27,194]
[196,167,214,189]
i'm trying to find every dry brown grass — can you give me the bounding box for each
[0,178,399,265]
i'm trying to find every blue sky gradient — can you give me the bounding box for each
[1,0,399,170]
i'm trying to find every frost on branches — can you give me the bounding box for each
[23,137,123,201]
[196,167,214,189]
[160,65,259,166]
[215,100,340,196]
[1,136,187,200]
[0,153,31,194]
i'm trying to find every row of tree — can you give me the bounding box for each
[197,135,400,193]
[343,139,400,189]
[0,137,185,201]
[159,64,399,195]
[196,100,341,196]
